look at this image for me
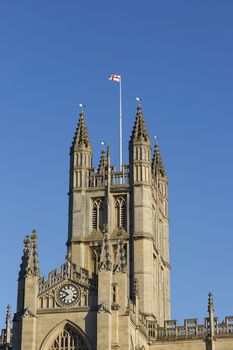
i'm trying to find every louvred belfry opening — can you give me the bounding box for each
[92,198,103,231]
[115,196,127,230]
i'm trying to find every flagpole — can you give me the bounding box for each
[108,74,122,171]
[119,76,122,171]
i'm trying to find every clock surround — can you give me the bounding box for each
[56,283,80,307]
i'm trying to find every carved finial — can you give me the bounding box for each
[31,229,40,276]
[152,141,166,177]
[154,135,159,144]
[66,245,72,261]
[5,305,11,326]
[130,105,149,142]
[79,103,85,113]
[114,239,126,273]
[24,235,31,254]
[136,96,142,107]
[99,228,112,271]
[208,291,214,313]
[5,304,11,344]
[115,240,121,272]
[64,259,72,279]
[18,235,30,279]
[101,140,106,150]
[120,239,126,266]
[19,230,40,279]
[31,228,37,239]
[98,149,107,174]
[72,110,90,148]
[208,291,215,338]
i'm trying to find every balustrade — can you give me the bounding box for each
[156,317,233,341]
[87,165,130,188]
[127,309,233,342]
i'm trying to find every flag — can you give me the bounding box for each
[108,74,121,82]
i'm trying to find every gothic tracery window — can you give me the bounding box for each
[92,198,103,231]
[115,196,127,230]
[49,326,88,350]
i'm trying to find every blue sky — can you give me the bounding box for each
[0,0,233,326]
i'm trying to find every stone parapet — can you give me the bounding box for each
[157,316,233,341]
[38,261,94,295]
[128,300,233,344]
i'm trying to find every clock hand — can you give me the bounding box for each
[61,291,69,298]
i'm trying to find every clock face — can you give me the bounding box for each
[57,284,80,307]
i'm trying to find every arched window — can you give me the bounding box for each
[49,325,88,350]
[115,196,127,230]
[92,198,103,231]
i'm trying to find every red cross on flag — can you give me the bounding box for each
[108,74,121,82]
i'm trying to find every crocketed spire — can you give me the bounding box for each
[5,304,11,345]
[72,111,90,148]
[19,230,40,279]
[208,291,214,313]
[208,291,215,338]
[130,106,149,142]
[5,304,11,327]
[98,149,107,174]
[152,142,166,177]
[31,229,40,276]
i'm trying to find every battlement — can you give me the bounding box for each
[38,260,94,295]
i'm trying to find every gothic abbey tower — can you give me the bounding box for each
[67,105,170,326]
[1,105,233,350]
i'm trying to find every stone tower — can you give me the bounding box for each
[10,105,171,350]
[129,106,170,321]
[1,103,233,350]
[2,103,232,350]
[67,105,171,324]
